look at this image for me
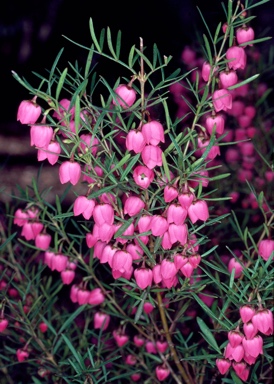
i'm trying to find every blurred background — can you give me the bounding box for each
[1,0,273,203]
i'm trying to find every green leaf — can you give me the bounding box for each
[162,152,171,182]
[128,44,136,68]
[120,154,140,181]
[107,27,118,60]
[0,231,17,251]
[61,334,85,369]
[74,95,81,135]
[58,305,87,334]
[197,316,222,353]
[89,18,103,53]
[203,34,213,64]
[55,68,68,101]
[84,45,94,78]
[227,74,260,90]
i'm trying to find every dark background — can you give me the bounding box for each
[0,0,273,202]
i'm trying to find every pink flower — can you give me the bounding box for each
[73,196,96,220]
[0,318,8,333]
[112,251,133,279]
[30,123,53,148]
[125,130,146,153]
[16,349,29,362]
[59,161,81,185]
[187,200,209,223]
[219,70,238,88]
[243,322,258,339]
[224,342,245,362]
[17,97,41,124]
[228,257,243,278]
[78,134,99,156]
[242,335,263,358]
[212,89,232,112]
[232,362,250,381]
[61,269,75,285]
[226,46,247,70]
[160,259,177,280]
[216,358,231,375]
[205,113,225,135]
[37,141,61,165]
[201,61,211,82]
[35,232,51,250]
[93,204,114,226]
[124,196,145,216]
[133,165,154,189]
[88,288,105,305]
[168,223,188,245]
[112,84,136,108]
[164,185,178,203]
[258,239,274,261]
[141,120,165,146]
[113,330,129,347]
[251,309,274,335]
[228,330,244,348]
[94,312,110,331]
[134,268,153,289]
[155,365,170,381]
[141,145,163,169]
[240,305,256,323]
[150,215,168,236]
[167,204,187,225]
[236,26,255,47]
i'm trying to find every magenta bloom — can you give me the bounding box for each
[205,113,225,135]
[93,204,114,226]
[37,141,61,165]
[124,196,145,216]
[133,165,154,189]
[59,161,81,185]
[150,215,169,236]
[236,26,255,46]
[17,97,41,124]
[94,312,110,331]
[141,145,163,169]
[141,120,165,146]
[216,358,231,375]
[187,200,209,223]
[155,365,170,381]
[126,130,146,153]
[113,84,136,108]
[212,89,232,112]
[258,239,274,261]
[134,267,153,289]
[219,70,238,88]
[164,185,178,203]
[73,196,96,220]
[226,46,247,70]
[112,251,133,279]
[30,124,53,148]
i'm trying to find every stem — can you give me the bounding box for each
[156,291,195,384]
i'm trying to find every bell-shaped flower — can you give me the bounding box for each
[73,196,96,220]
[113,330,129,346]
[228,329,244,348]
[212,89,232,112]
[93,204,114,226]
[126,130,146,153]
[243,321,258,340]
[167,204,187,225]
[124,196,145,216]
[133,165,154,189]
[258,239,274,261]
[164,185,178,203]
[226,46,247,70]
[216,358,231,375]
[168,223,188,245]
[236,26,255,47]
[141,145,163,169]
[187,200,209,223]
[94,312,110,331]
[205,113,225,135]
[78,134,99,156]
[232,362,250,381]
[141,120,165,146]
[35,232,51,250]
[224,342,245,362]
[134,267,153,289]
[161,231,172,250]
[88,288,105,305]
[219,70,238,88]
[37,141,61,165]
[240,305,256,323]
[251,309,274,335]
[30,123,53,148]
[150,215,168,236]
[160,259,177,281]
[59,161,81,185]
[112,251,133,279]
[112,84,136,108]
[126,243,143,261]
[155,365,170,381]
[242,336,263,358]
[17,97,41,124]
